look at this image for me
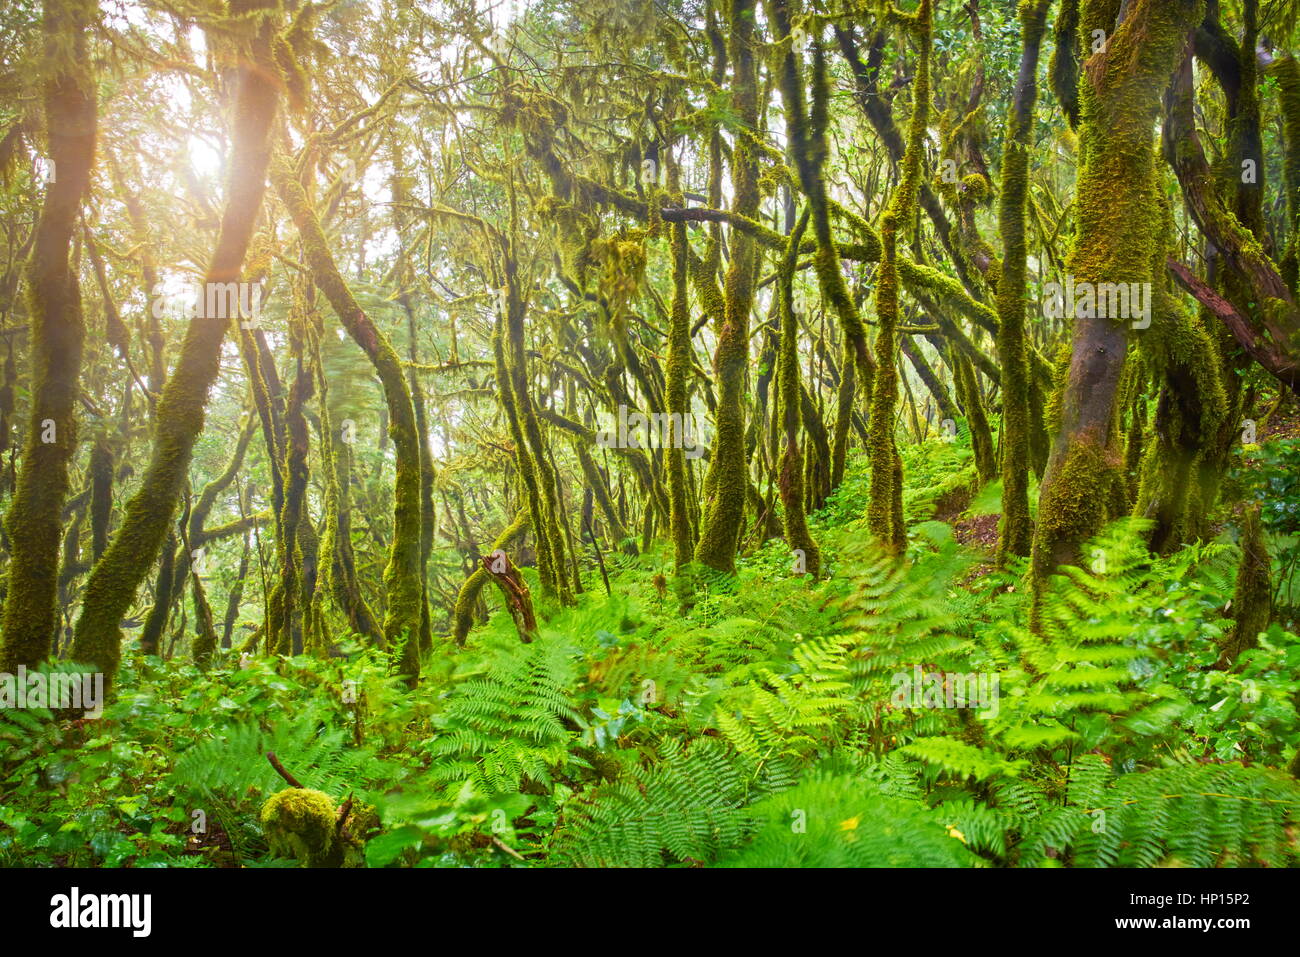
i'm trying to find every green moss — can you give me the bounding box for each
[995,0,1052,564]
[1220,505,1272,665]
[866,0,930,550]
[1031,439,1117,584]
[275,164,425,681]
[260,788,363,868]
[960,172,990,204]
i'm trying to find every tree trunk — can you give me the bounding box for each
[274,166,424,683]
[694,0,760,575]
[868,0,930,551]
[776,210,820,576]
[996,0,1052,563]
[69,0,280,683]
[666,215,695,570]
[0,0,97,673]
[1030,0,1205,593]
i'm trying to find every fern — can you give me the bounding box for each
[838,540,975,688]
[170,713,389,802]
[899,737,1028,783]
[550,738,753,867]
[719,772,984,867]
[1018,760,1300,867]
[983,521,1209,764]
[425,635,581,795]
[713,635,853,771]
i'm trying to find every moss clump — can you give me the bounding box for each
[261,787,363,868]
[960,173,990,204]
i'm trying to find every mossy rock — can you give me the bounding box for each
[260,787,366,868]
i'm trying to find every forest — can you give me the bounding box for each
[0,0,1298,874]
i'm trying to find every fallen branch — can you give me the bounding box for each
[266,751,305,789]
[1167,257,1300,396]
[480,552,538,643]
[491,835,527,861]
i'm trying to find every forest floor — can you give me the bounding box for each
[2,423,1299,868]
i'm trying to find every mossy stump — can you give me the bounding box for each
[260,788,364,868]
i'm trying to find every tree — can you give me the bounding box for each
[0,0,98,672]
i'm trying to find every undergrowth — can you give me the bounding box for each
[3,445,1298,868]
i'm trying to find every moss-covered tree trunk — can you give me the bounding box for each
[0,0,98,673]
[221,525,251,651]
[1272,55,1300,293]
[1220,503,1271,664]
[501,232,572,605]
[576,442,632,554]
[694,0,760,575]
[867,0,930,551]
[1165,10,1300,395]
[68,0,280,683]
[328,436,379,641]
[1133,198,1227,553]
[189,415,254,665]
[452,509,529,645]
[392,158,436,653]
[138,530,178,658]
[274,166,424,683]
[900,337,958,425]
[271,280,314,657]
[1030,0,1205,592]
[776,210,821,577]
[666,214,695,571]
[88,436,113,562]
[952,347,996,486]
[996,0,1052,564]
[772,4,875,493]
[494,308,556,593]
